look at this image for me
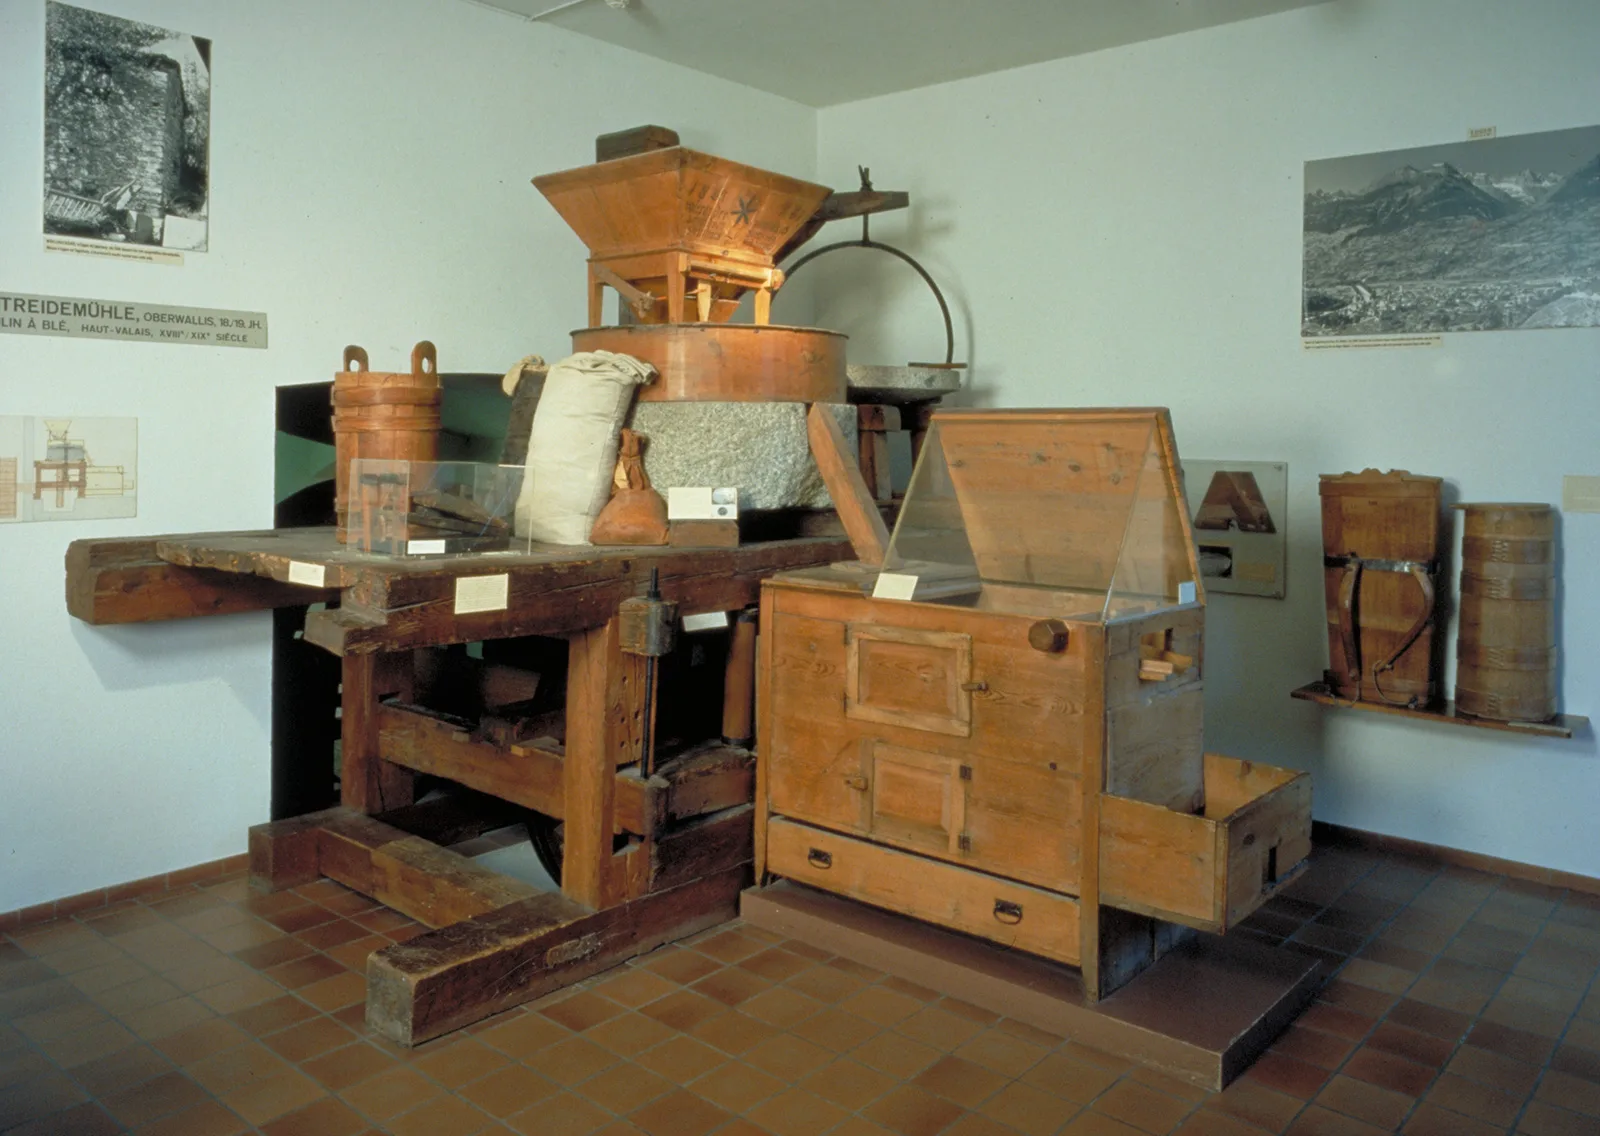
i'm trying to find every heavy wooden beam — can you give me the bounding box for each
[366,864,746,1046]
[65,537,334,625]
[303,538,851,656]
[246,807,538,928]
[375,699,666,838]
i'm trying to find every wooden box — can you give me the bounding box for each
[756,409,1313,999]
[1319,469,1444,707]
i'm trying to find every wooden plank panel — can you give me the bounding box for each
[1098,796,1217,930]
[763,604,1084,892]
[1106,687,1204,812]
[767,818,1079,966]
[366,864,746,1045]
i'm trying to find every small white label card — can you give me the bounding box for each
[667,486,739,520]
[287,560,326,588]
[682,611,731,632]
[406,539,447,555]
[454,573,509,615]
[1178,580,1197,604]
[872,572,920,601]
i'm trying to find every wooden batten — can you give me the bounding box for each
[806,404,890,567]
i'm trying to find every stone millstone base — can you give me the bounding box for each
[740,881,1324,1090]
[627,402,856,512]
[846,364,962,405]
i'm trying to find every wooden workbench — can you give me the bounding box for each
[66,526,855,1044]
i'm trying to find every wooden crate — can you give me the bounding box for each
[756,408,1314,1000]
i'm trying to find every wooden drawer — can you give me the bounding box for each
[1098,754,1311,934]
[766,817,1080,966]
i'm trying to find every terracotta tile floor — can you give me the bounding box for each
[3,841,1599,1135]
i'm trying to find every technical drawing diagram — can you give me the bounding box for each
[0,416,137,523]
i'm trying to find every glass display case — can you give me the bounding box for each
[879,409,1200,618]
[348,459,528,556]
[756,408,1311,1002]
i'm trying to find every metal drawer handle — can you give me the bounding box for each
[807,848,833,870]
[993,899,1023,925]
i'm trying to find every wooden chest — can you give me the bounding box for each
[756,409,1313,999]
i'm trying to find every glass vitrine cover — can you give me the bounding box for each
[348,460,529,556]
[880,410,1200,621]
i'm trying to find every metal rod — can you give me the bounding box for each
[782,236,957,366]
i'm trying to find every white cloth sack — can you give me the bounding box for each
[515,350,656,544]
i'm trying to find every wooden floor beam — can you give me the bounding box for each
[367,863,747,1046]
[65,537,335,624]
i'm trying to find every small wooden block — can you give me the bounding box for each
[669,520,740,548]
[596,125,679,162]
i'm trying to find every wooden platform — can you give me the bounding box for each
[740,880,1324,1091]
[1291,680,1587,740]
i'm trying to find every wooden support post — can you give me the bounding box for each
[588,267,606,327]
[562,618,642,909]
[807,404,890,566]
[754,287,772,325]
[666,253,688,324]
[856,405,900,503]
[909,402,939,468]
[695,280,713,322]
[342,653,418,815]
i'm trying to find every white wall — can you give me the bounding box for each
[0,0,817,913]
[815,0,1600,875]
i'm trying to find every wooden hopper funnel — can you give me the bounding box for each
[534,148,831,326]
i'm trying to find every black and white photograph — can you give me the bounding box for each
[1303,124,1600,336]
[43,2,211,252]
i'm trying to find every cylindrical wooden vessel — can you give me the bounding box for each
[571,324,847,403]
[1454,503,1557,722]
[331,342,442,542]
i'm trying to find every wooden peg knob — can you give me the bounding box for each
[1028,619,1069,653]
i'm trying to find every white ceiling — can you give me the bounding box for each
[470,0,1334,107]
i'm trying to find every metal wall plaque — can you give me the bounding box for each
[0,291,266,348]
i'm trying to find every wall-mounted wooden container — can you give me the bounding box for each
[1454,502,1557,722]
[1319,469,1444,707]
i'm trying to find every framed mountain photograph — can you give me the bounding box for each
[1303,124,1600,336]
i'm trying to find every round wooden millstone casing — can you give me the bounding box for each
[571,323,847,403]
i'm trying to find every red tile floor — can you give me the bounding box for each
[2,840,1598,1135]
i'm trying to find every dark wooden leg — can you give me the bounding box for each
[562,619,643,909]
[342,652,418,814]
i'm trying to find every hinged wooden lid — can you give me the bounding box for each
[1319,469,1442,498]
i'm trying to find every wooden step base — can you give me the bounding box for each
[740,880,1323,1090]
